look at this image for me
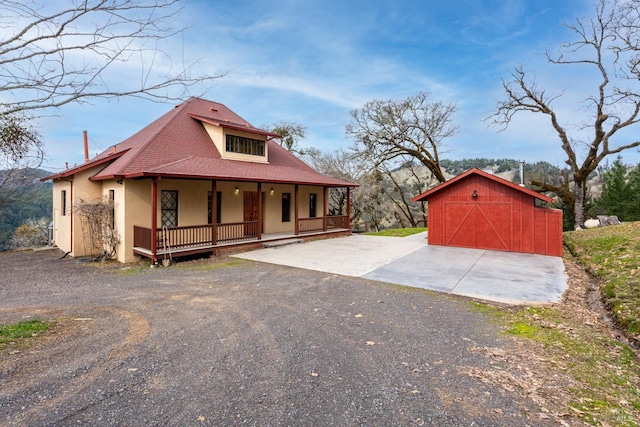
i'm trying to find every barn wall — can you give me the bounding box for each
[426,174,562,256]
[533,207,564,257]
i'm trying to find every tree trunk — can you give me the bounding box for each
[423,162,446,184]
[574,179,586,227]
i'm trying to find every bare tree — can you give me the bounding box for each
[346,91,458,184]
[268,121,308,155]
[74,196,119,261]
[306,148,388,232]
[0,0,224,118]
[377,159,431,228]
[0,110,43,209]
[488,0,640,227]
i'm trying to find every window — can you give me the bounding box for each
[61,190,67,216]
[161,190,178,227]
[109,190,115,229]
[282,193,291,222]
[309,193,317,218]
[225,134,265,156]
[208,191,222,224]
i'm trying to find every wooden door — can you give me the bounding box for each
[243,191,259,236]
[444,202,511,251]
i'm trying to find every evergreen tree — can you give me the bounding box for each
[595,157,637,221]
[624,164,640,221]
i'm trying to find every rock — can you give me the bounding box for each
[584,219,600,229]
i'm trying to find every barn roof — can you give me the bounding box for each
[42,97,356,188]
[411,168,553,203]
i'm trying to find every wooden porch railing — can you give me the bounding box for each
[133,216,349,252]
[298,217,324,232]
[157,224,212,250]
[298,215,349,233]
[133,221,261,251]
[134,225,152,250]
[326,215,348,229]
[216,221,260,244]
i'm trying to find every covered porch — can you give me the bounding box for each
[133,216,350,260]
[130,178,353,263]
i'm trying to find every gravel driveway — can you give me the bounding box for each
[0,249,550,426]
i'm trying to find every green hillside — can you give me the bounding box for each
[0,169,52,251]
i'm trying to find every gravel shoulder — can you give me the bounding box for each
[1,249,575,426]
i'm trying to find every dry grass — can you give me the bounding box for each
[564,222,640,340]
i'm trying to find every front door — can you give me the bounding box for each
[243,191,259,236]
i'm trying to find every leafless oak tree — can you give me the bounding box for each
[346,91,458,185]
[488,0,640,227]
[0,0,224,209]
[0,0,224,118]
[0,110,43,209]
[306,148,389,231]
[268,121,308,156]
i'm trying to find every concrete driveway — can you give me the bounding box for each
[234,232,567,305]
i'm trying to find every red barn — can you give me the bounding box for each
[412,168,563,257]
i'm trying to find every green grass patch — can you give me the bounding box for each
[365,227,427,237]
[176,259,245,271]
[114,261,152,276]
[0,319,51,344]
[564,222,640,336]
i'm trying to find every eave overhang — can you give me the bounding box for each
[189,113,281,139]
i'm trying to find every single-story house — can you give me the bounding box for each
[42,97,357,264]
[412,168,563,257]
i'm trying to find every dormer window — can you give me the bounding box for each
[225,134,265,156]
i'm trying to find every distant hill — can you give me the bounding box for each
[0,168,52,251]
[372,158,573,230]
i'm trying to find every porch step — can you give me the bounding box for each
[262,238,304,248]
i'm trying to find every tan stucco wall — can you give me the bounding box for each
[51,167,104,258]
[72,169,105,258]
[120,179,152,263]
[155,179,211,226]
[297,185,325,219]
[262,184,294,233]
[216,181,248,223]
[51,179,72,254]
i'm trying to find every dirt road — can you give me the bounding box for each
[0,249,551,426]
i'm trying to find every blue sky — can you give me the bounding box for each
[40,0,627,173]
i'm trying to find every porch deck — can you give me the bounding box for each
[133,228,349,259]
[133,215,350,261]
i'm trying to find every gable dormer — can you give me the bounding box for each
[191,113,279,164]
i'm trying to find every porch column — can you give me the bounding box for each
[151,177,159,264]
[323,186,328,231]
[294,184,299,235]
[257,182,263,239]
[347,187,351,232]
[211,180,217,245]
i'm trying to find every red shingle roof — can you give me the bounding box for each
[45,97,356,187]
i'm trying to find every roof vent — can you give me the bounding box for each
[210,107,218,112]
